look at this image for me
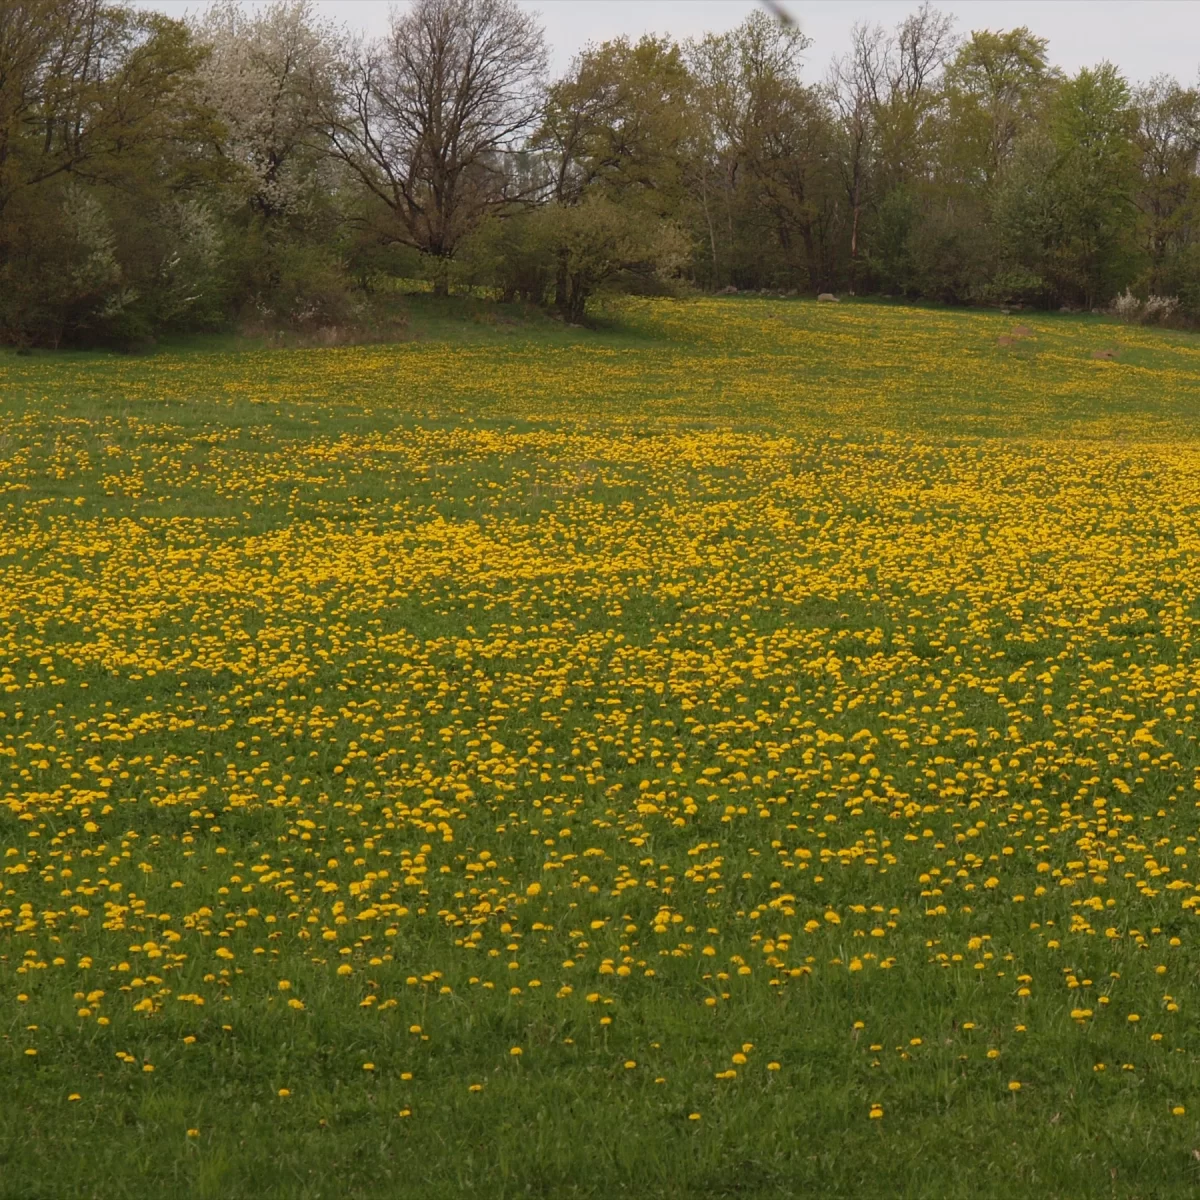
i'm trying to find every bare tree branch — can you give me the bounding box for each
[325,0,545,288]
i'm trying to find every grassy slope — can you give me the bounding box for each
[2,299,1200,1198]
[8,294,1200,437]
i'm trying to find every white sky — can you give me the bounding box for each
[137,0,1200,84]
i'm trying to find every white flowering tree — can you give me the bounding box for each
[193,0,341,220]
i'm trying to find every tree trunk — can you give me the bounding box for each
[699,166,718,288]
[554,248,570,314]
[849,182,861,295]
[563,275,588,323]
[800,221,819,293]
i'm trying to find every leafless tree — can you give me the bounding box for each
[893,3,956,102]
[828,23,888,274]
[826,5,954,281]
[328,0,546,292]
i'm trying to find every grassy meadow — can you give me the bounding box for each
[4,296,1200,1196]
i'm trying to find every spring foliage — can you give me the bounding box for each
[2,0,1200,346]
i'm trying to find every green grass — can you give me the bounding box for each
[3,297,1200,1197]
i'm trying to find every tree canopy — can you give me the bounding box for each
[2,0,1197,346]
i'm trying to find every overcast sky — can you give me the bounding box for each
[137,0,1200,84]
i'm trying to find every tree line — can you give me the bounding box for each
[3,0,1199,347]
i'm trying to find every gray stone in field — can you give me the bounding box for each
[817,293,839,303]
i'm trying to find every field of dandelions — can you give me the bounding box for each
[5,298,1200,1196]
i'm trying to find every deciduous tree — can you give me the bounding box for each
[329,0,546,293]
